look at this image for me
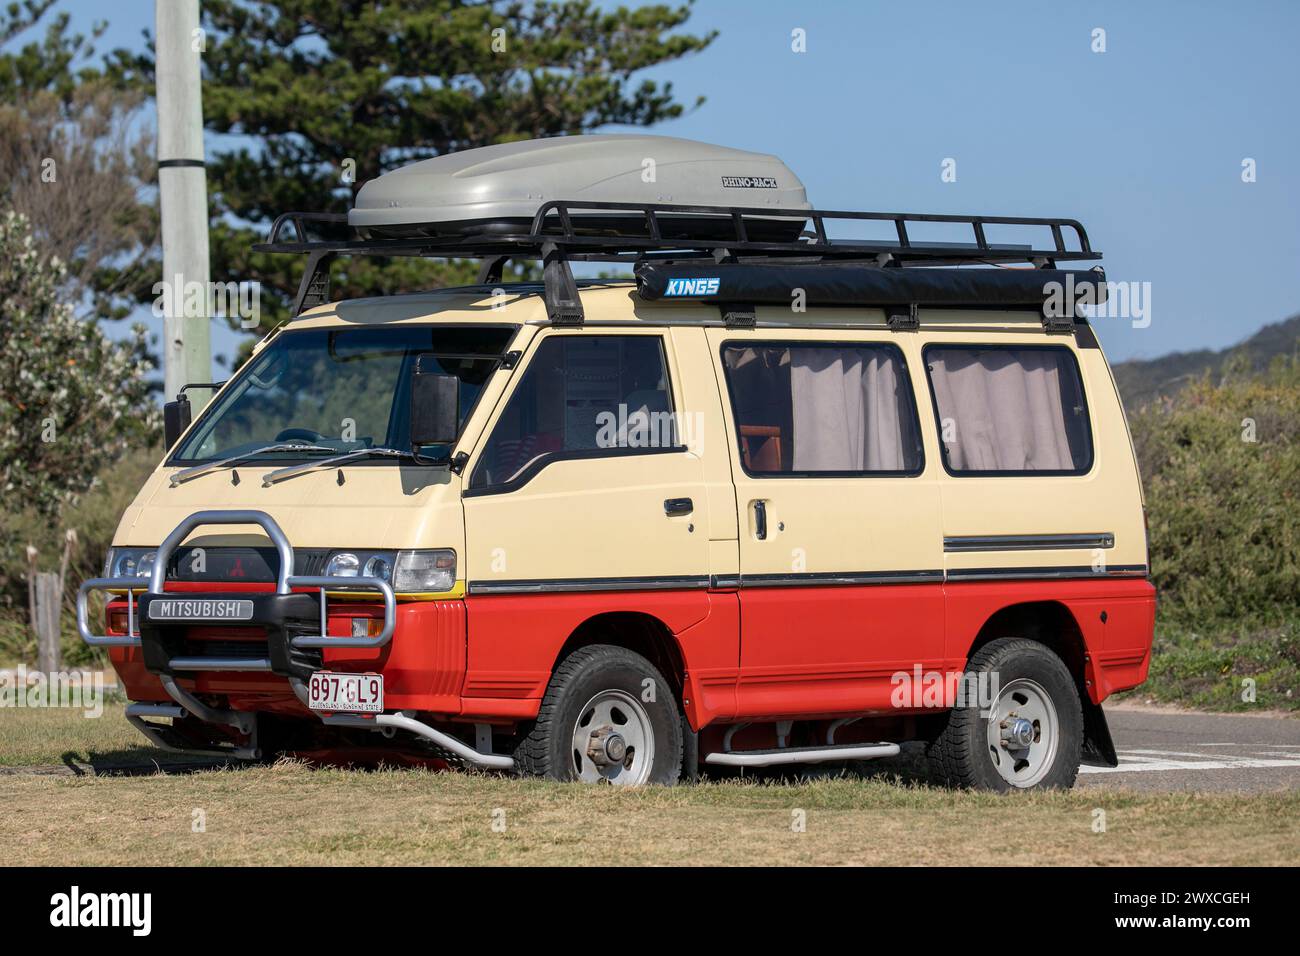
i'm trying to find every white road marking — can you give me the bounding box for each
[1200,742,1300,748]
[1080,747,1300,775]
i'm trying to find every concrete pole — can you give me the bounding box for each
[156,0,212,411]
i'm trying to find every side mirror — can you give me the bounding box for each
[163,395,192,449]
[410,358,460,447]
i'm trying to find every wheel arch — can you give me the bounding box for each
[552,611,686,702]
[967,600,1089,685]
[965,599,1117,767]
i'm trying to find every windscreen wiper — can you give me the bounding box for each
[261,447,415,486]
[170,443,335,486]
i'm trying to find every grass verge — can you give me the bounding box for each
[1122,617,1300,712]
[2,761,1297,866]
[1,705,1297,866]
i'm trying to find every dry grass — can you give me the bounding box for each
[0,698,173,768]
[1,706,1297,866]
[1,763,1297,866]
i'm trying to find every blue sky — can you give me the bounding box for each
[57,0,1300,368]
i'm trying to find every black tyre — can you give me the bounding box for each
[513,644,682,785]
[926,638,1083,792]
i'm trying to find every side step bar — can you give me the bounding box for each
[704,742,900,768]
[322,713,515,770]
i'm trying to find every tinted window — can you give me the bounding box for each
[924,345,1092,475]
[470,335,676,489]
[721,342,923,475]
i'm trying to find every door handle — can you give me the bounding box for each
[754,500,767,540]
[664,497,694,517]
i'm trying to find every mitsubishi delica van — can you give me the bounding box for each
[79,136,1155,790]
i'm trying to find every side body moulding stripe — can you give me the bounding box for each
[737,570,945,587]
[943,565,1147,582]
[466,566,1149,594]
[943,533,1115,552]
[468,575,711,595]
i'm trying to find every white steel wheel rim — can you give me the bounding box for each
[570,689,655,785]
[985,677,1059,788]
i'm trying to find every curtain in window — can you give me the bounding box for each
[927,349,1076,471]
[790,348,909,471]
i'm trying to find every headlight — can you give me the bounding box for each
[324,550,395,582]
[325,552,361,577]
[394,550,456,593]
[107,548,157,579]
[363,554,392,581]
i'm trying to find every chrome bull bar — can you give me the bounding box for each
[76,509,396,654]
[78,509,513,769]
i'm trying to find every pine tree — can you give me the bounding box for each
[112,0,716,338]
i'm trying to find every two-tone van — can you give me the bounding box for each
[79,136,1154,790]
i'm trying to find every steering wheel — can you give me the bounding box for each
[275,428,326,443]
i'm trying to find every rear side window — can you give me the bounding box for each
[720,342,923,475]
[924,345,1092,475]
[469,335,677,490]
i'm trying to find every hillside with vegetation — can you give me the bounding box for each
[1111,314,1300,411]
[1117,317,1300,711]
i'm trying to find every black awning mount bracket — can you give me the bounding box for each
[541,242,584,326]
[1041,304,1078,334]
[886,303,919,331]
[720,304,757,328]
[292,250,336,317]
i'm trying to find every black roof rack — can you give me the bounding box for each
[253,200,1101,325]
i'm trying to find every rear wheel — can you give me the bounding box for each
[926,638,1083,791]
[513,645,682,785]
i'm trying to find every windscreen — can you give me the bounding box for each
[172,325,514,463]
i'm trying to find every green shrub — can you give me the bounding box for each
[1129,356,1300,627]
[0,445,160,666]
[1123,355,1300,709]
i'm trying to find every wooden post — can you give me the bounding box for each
[33,571,62,674]
[25,544,38,646]
[26,530,75,674]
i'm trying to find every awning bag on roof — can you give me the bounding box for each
[635,263,1107,309]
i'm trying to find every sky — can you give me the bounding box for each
[55,0,1300,369]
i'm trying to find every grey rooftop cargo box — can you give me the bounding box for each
[349,134,811,242]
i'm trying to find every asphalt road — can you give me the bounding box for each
[1076,704,1300,793]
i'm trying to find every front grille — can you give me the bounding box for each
[166,547,330,583]
[283,621,325,671]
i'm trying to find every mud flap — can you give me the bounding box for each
[1081,697,1118,767]
[682,710,700,783]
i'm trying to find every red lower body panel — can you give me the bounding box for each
[462,589,739,728]
[942,576,1156,704]
[109,576,1155,730]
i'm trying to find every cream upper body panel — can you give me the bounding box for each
[909,319,1147,574]
[114,462,464,551]
[113,283,1146,578]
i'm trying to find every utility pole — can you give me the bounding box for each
[155,0,212,411]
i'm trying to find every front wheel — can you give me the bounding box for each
[513,645,682,785]
[926,638,1083,791]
